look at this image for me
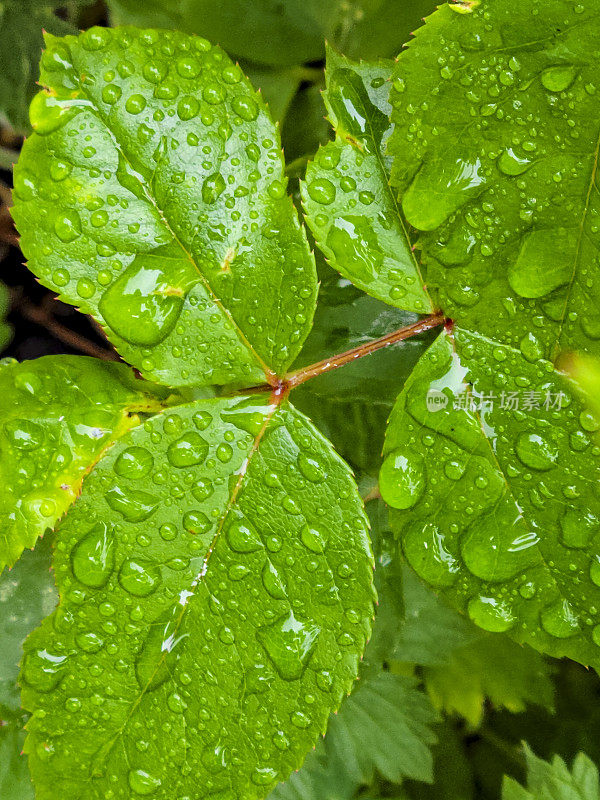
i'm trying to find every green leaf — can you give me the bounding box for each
[106,0,436,67]
[0,0,79,132]
[270,673,438,800]
[364,1,600,671]
[12,27,317,388]
[0,282,13,352]
[388,0,600,361]
[21,396,374,799]
[302,50,432,314]
[568,355,600,423]
[0,356,167,571]
[382,327,600,670]
[0,537,57,800]
[423,634,555,728]
[503,745,600,800]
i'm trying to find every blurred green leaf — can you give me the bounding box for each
[503,746,600,800]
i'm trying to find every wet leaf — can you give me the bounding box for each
[0,0,92,132]
[12,27,317,388]
[0,537,57,800]
[0,356,167,570]
[0,282,13,352]
[503,745,600,800]
[345,1,600,671]
[302,49,432,313]
[21,396,374,800]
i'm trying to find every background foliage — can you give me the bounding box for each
[2,1,600,799]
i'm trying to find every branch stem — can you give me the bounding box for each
[285,312,447,390]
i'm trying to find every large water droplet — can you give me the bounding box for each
[119,559,162,597]
[497,148,532,176]
[461,507,541,581]
[71,522,115,588]
[560,508,599,549]
[220,397,271,436]
[515,432,558,471]
[257,611,319,680]
[467,596,515,632]
[202,172,226,204]
[300,524,327,554]
[509,228,575,298]
[29,90,86,135]
[99,244,196,346]
[136,605,188,691]
[167,431,209,468]
[540,599,579,638]
[114,446,154,480]
[128,769,161,795]
[403,150,486,230]
[105,486,158,522]
[226,515,263,553]
[21,648,68,692]
[403,521,459,586]
[379,448,425,509]
[262,561,287,599]
[325,216,382,284]
[541,65,578,92]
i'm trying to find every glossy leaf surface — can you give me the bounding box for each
[359,0,600,672]
[0,537,57,800]
[503,745,600,800]
[383,328,600,669]
[13,27,317,388]
[302,50,432,314]
[0,356,165,570]
[388,0,600,362]
[21,396,374,799]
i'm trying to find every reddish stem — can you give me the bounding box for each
[285,312,447,390]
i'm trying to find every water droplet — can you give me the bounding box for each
[497,148,532,176]
[202,172,226,204]
[105,486,158,522]
[54,210,82,243]
[326,216,382,284]
[114,446,154,480]
[220,397,270,436]
[516,433,558,471]
[403,521,459,586]
[257,611,319,681]
[232,96,258,121]
[509,228,575,298]
[560,508,599,549]
[167,432,209,468]
[128,769,161,795]
[297,453,325,483]
[380,449,425,509]
[119,559,162,597]
[226,516,263,553]
[541,599,579,638]
[300,525,327,554]
[71,522,115,588]
[541,65,578,92]
[21,648,68,692]
[99,245,194,346]
[216,442,233,463]
[252,767,277,786]
[307,178,336,205]
[29,90,84,135]
[590,555,600,586]
[135,605,188,691]
[182,510,212,534]
[262,561,287,599]
[467,596,515,632]
[403,150,485,230]
[125,94,147,114]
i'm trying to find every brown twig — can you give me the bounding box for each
[285,312,447,389]
[17,293,120,362]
